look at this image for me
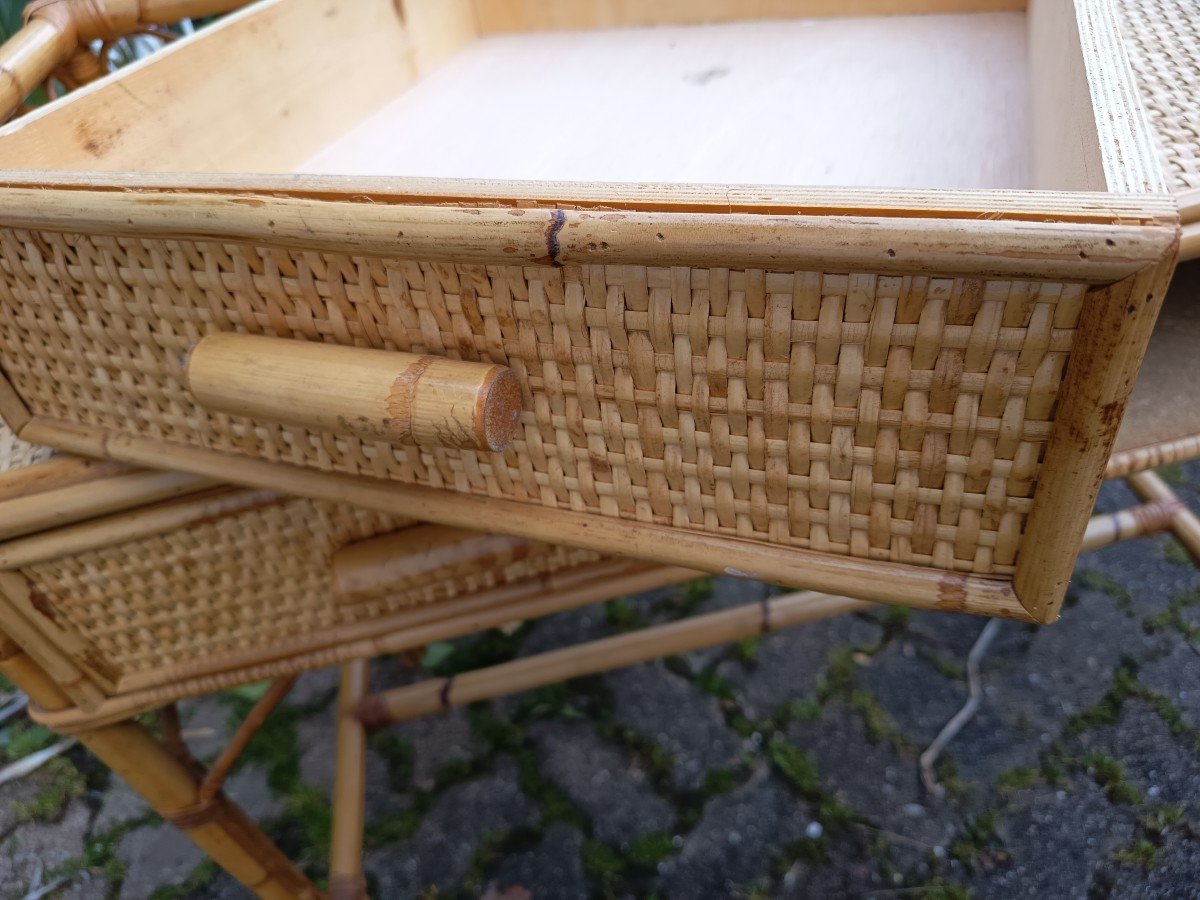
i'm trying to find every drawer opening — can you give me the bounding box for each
[0,0,1110,194]
[1114,259,1200,457]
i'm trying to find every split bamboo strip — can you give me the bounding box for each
[0,455,131,504]
[22,420,1031,620]
[186,334,523,452]
[0,469,216,540]
[198,676,297,805]
[359,591,875,725]
[329,660,369,900]
[0,486,279,568]
[1127,470,1200,563]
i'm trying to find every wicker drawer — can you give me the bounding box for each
[0,0,1183,624]
[0,432,686,723]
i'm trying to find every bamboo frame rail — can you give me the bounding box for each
[0,0,252,121]
[186,333,524,452]
[0,626,318,898]
[358,590,875,726]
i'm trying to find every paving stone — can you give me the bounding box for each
[982,593,1167,743]
[296,716,401,824]
[364,757,537,897]
[721,613,883,719]
[93,773,153,833]
[0,756,84,836]
[529,721,675,846]
[180,695,234,764]
[1087,699,1200,821]
[0,800,93,896]
[116,818,207,899]
[786,702,954,864]
[970,778,1135,899]
[285,665,340,707]
[379,707,484,790]
[1139,638,1200,728]
[519,603,612,658]
[1095,832,1200,900]
[861,641,967,748]
[660,769,808,899]
[606,661,743,789]
[488,822,587,898]
[223,766,282,823]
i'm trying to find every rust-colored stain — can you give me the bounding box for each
[28,589,57,622]
[934,574,968,612]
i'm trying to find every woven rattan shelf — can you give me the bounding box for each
[0,0,1186,628]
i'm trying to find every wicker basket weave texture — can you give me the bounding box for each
[0,233,1088,579]
[20,496,601,684]
[1121,0,1200,191]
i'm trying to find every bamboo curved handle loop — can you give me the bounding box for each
[185,333,524,453]
[0,0,252,122]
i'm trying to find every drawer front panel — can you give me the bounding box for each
[0,231,1087,579]
[0,230,1089,578]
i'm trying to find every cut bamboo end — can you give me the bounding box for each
[184,333,523,452]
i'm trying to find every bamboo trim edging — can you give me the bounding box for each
[359,590,875,726]
[20,418,1031,621]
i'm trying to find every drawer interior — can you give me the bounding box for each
[1114,259,1200,455]
[0,0,1109,193]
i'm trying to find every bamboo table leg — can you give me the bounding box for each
[0,629,318,899]
[329,660,370,900]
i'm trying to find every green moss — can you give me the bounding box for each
[1074,569,1131,609]
[949,811,1000,867]
[1141,805,1184,836]
[147,860,219,899]
[734,636,762,664]
[604,597,641,631]
[700,767,739,797]
[1157,462,1187,487]
[1114,837,1159,869]
[1065,663,1139,736]
[917,646,966,681]
[1082,751,1143,805]
[9,756,84,823]
[626,831,676,868]
[582,838,626,896]
[273,784,332,863]
[368,732,415,792]
[1162,537,1193,567]
[1145,586,1200,642]
[429,625,531,677]
[996,766,1039,791]
[767,735,821,797]
[1,720,57,762]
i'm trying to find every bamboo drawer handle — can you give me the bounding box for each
[185,334,522,452]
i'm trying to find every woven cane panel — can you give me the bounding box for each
[0,422,53,473]
[20,497,600,679]
[1120,0,1200,191]
[0,232,1088,577]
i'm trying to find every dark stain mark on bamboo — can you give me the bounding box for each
[28,589,57,623]
[540,209,566,267]
[935,574,968,611]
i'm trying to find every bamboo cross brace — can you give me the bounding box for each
[357,589,874,727]
[198,675,297,805]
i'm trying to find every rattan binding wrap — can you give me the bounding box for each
[0,234,1087,578]
[1120,0,1200,192]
